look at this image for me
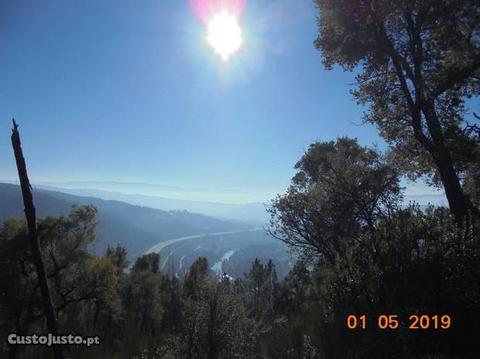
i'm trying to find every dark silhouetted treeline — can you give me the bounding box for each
[1,137,479,358]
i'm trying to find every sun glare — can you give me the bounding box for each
[207,11,243,60]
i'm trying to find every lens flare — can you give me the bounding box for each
[190,0,246,60]
[206,11,242,60]
[190,0,246,23]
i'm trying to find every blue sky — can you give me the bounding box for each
[0,0,442,203]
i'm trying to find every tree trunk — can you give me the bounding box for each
[433,149,469,223]
[423,103,470,224]
[11,120,65,359]
[383,28,471,225]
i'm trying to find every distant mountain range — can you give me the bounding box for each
[32,184,270,224]
[1,180,447,224]
[0,183,251,258]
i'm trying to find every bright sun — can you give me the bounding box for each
[207,11,242,60]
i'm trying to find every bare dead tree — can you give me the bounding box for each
[11,119,65,359]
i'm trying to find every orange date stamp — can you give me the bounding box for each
[346,314,452,330]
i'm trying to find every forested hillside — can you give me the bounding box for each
[0,183,249,258]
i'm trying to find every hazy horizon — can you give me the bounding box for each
[0,178,447,207]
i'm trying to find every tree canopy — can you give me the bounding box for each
[315,0,480,222]
[269,138,401,262]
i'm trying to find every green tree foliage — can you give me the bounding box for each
[132,252,160,274]
[0,206,118,358]
[0,212,260,359]
[301,206,480,359]
[106,244,129,275]
[269,138,401,262]
[242,258,278,323]
[276,260,311,316]
[0,206,98,334]
[0,218,38,337]
[121,253,164,356]
[314,0,480,220]
[463,123,480,208]
[2,168,479,359]
[269,138,480,358]
[184,256,210,300]
[179,257,256,359]
[160,274,182,333]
